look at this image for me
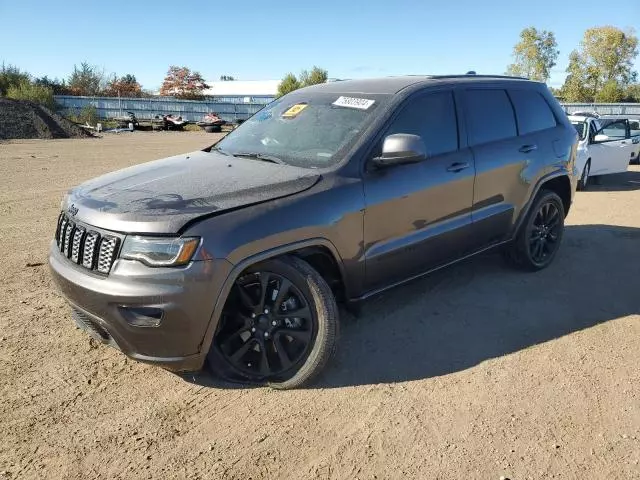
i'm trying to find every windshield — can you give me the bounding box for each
[215,91,390,168]
[571,121,587,140]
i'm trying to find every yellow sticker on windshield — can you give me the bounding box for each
[282,103,308,118]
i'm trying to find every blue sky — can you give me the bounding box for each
[1,0,638,91]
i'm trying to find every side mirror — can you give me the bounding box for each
[371,134,427,168]
[593,134,609,143]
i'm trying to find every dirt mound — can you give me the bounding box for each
[0,98,93,140]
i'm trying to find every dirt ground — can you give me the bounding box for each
[1,132,639,480]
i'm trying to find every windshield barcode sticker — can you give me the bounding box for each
[332,96,375,110]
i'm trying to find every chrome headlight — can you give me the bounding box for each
[120,236,200,267]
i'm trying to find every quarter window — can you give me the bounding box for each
[465,90,517,146]
[386,91,458,157]
[508,89,557,135]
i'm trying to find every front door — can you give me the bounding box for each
[362,90,475,291]
[590,119,632,175]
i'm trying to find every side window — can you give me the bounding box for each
[386,91,458,156]
[630,120,640,138]
[600,120,627,139]
[465,89,517,146]
[508,89,557,135]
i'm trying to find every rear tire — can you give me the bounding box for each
[502,190,565,271]
[208,256,339,390]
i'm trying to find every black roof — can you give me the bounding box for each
[304,74,532,95]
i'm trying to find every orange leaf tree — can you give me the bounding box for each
[104,74,143,97]
[159,66,209,99]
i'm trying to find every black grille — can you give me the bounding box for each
[54,212,120,275]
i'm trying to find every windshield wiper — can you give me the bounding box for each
[231,152,285,165]
[209,145,230,156]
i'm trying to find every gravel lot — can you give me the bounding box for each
[1,132,639,480]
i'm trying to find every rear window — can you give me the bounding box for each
[509,89,557,135]
[465,90,517,146]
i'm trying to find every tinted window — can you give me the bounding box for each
[465,90,517,145]
[509,89,556,134]
[386,91,458,156]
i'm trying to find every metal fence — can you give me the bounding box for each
[562,103,640,117]
[54,95,275,123]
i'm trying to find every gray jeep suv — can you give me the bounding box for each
[50,75,578,389]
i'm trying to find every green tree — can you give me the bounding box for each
[561,26,638,102]
[595,80,624,102]
[0,63,30,96]
[68,62,105,96]
[299,66,328,87]
[6,81,55,109]
[276,73,301,97]
[622,83,640,102]
[34,76,69,95]
[277,66,328,97]
[560,51,592,102]
[506,27,559,82]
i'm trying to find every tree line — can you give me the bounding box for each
[506,25,639,102]
[0,63,239,106]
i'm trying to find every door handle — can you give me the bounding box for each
[519,144,538,153]
[446,162,470,173]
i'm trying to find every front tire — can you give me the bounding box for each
[503,190,565,271]
[208,256,339,389]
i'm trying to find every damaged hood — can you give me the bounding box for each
[63,150,320,234]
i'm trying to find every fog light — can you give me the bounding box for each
[118,306,164,327]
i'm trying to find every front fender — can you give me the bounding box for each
[195,238,345,360]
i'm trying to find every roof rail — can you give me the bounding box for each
[427,74,530,80]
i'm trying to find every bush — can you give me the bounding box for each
[77,105,99,125]
[0,64,30,96]
[6,81,55,109]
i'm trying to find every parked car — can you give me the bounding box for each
[49,75,578,389]
[569,114,639,189]
[626,118,640,164]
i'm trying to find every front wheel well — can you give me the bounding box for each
[540,175,572,216]
[232,245,346,303]
[289,246,345,302]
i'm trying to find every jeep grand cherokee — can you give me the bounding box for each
[50,75,578,389]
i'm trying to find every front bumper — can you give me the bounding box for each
[49,241,232,372]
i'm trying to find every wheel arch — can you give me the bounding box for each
[197,238,347,357]
[512,172,573,238]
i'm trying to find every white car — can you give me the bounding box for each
[569,115,639,189]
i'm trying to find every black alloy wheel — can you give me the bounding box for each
[502,189,565,271]
[210,256,338,389]
[528,200,562,266]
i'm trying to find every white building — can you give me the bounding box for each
[202,80,280,97]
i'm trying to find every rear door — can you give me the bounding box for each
[463,87,557,249]
[590,119,631,175]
